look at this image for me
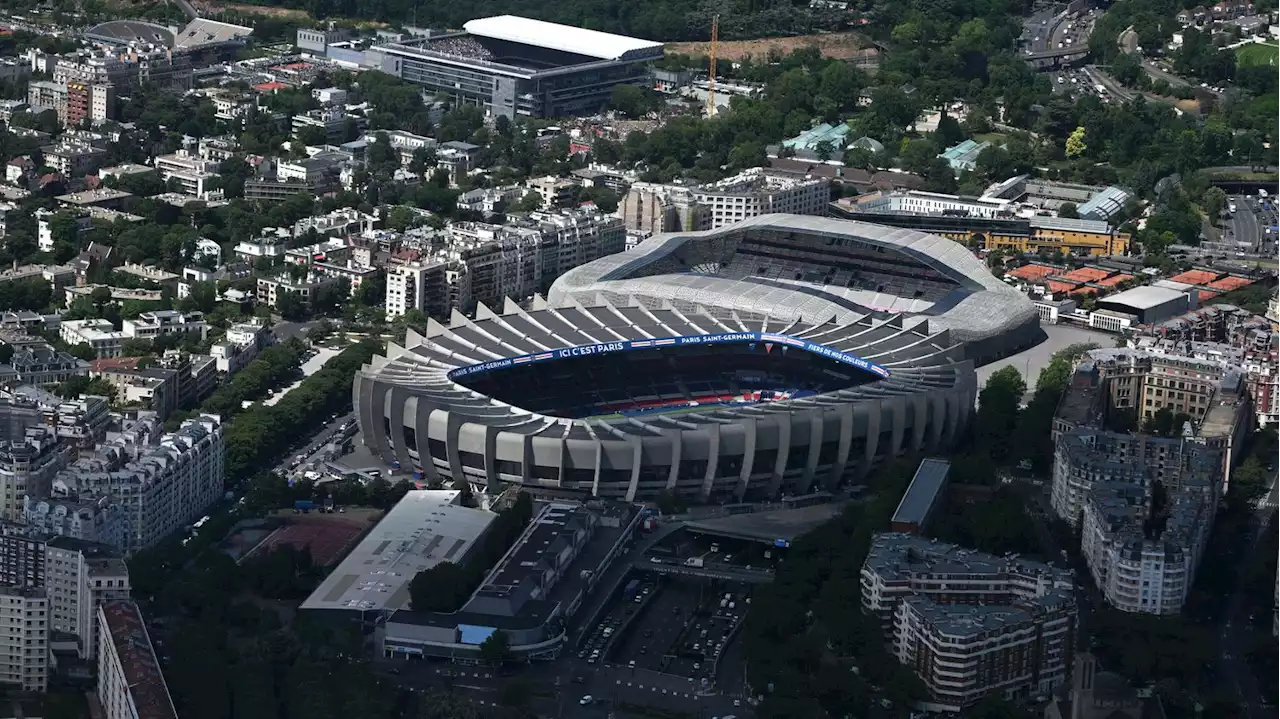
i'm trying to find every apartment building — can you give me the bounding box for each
[153,149,222,198]
[0,587,48,692]
[385,261,448,319]
[97,601,176,719]
[122,310,209,341]
[42,141,107,177]
[528,175,580,209]
[54,47,192,93]
[1051,347,1252,615]
[0,534,46,589]
[1080,479,1213,615]
[291,107,366,144]
[45,537,129,660]
[23,495,124,549]
[1,344,89,385]
[45,415,223,553]
[210,318,274,374]
[59,319,125,359]
[0,390,108,451]
[693,168,829,228]
[256,272,342,310]
[66,81,115,126]
[0,427,72,522]
[861,533,1075,709]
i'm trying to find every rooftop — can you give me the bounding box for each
[891,458,951,527]
[1099,285,1187,311]
[100,601,176,719]
[461,15,663,61]
[299,489,497,613]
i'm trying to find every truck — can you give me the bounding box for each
[622,579,640,601]
[684,557,704,568]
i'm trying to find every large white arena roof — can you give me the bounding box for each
[462,15,663,61]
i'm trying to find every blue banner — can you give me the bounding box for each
[447,332,892,380]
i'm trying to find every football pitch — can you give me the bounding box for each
[1236,42,1278,67]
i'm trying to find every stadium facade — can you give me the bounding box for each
[376,16,662,118]
[354,215,1039,502]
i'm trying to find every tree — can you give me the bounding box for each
[1203,187,1228,221]
[514,192,543,213]
[610,84,650,118]
[977,366,1026,463]
[386,205,417,231]
[408,561,475,612]
[814,139,835,162]
[479,630,512,666]
[1066,126,1087,158]
[1058,202,1080,219]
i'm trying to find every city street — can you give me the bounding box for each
[1217,466,1278,719]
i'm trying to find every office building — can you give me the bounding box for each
[97,601,176,719]
[834,191,1131,257]
[861,533,1075,709]
[0,587,48,692]
[377,16,663,119]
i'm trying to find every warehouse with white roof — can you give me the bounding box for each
[376,15,663,118]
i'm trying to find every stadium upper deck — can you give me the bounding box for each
[376,15,662,118]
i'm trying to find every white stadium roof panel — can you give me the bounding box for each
[463,15,662,61]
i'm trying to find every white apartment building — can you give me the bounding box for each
[47,415,223,553]
[292,207,378,238]
[1080,481,1213,615]
[23,495,124,550]
[122,310,209,341]
[385,261,447,319]
[0,427,71,523]
[153,149,222,198]
[256,272,342,310]
[693,168,830,228]
[98,601,177,719]
[0,587,48,692]
[44,537,129,660]
[36,208,93,252]
[210,318,274,374]
[861,533,1076,710]
[60,319,126,359]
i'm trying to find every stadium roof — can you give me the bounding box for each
[300,490,497,613]
[462,15,663,61]
[173,18,253,50]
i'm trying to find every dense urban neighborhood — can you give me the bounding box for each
[0,0,1273,718]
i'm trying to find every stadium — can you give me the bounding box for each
[354,215,1040,503]
[376,15,663,118]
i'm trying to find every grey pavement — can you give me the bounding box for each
[975,324,1114,398]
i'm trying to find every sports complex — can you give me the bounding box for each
[354,215,1040,503]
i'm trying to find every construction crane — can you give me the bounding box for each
[706,14,720,117]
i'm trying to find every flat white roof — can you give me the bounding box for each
[299,489,497,612]
[462,15,662,61]
[1100,285,1186,311]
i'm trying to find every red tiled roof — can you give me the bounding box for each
[1169,269,1220,285]
[1206,276,1252,291]
[252,81,289,92]
[1046,280,1080,294]
[1008,264,1058,281]
[90,357,144,373]
[1095,273,1136,287]
[1061,267,1112,283]
[100,601,177,719]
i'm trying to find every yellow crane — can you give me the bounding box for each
[706,14,720,117]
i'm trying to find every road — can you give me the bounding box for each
[1228,196,1261,252]
[975,324,1114,400]
[1217,467,1278,719]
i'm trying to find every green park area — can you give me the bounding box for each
[1236,42,1279,67]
